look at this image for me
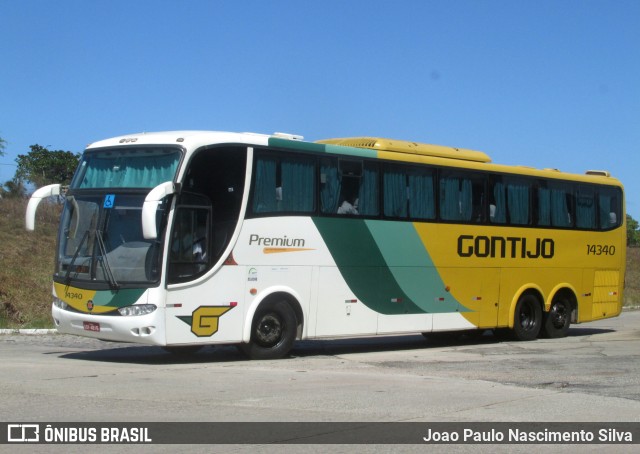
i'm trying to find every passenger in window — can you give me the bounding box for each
[337,194,359,215]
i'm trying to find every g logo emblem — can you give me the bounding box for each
[191,306,233,337]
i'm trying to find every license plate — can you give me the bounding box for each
[83,321,100,332]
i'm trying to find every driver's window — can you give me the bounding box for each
[168,194,211,283]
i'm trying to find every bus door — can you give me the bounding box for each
[164,147,248,346]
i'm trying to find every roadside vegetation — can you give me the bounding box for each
[1,197,639,328]
[0,198,60,327]
[625,247,640,308]
[0,139,80,328]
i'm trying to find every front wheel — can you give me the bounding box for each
[542,297,571,338]
[511,294,542,341]
[239,300,297,360]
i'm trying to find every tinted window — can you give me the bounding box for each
[490,176,530,225]
[439,171,485,223]
[253,154,315,214]
[383,165,435,220]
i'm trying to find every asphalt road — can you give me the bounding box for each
[1,310,639,453]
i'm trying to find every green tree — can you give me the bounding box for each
[0,135,6,156]
[15,144,80,188]
[1,178,27,198]
[628,214,640,247]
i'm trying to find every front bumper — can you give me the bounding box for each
[51,304,166,346]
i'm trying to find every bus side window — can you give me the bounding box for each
[382,165,435,220]
[321,158,379,217]
[538,182,573,228]
[598,187,621,230]
[440,171,484,223]
[491,177,530,225]
[253,155,315,214]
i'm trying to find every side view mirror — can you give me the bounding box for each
[142,181,176,240]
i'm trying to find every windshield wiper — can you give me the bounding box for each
[95,230,119,289]
[64,230,89,284]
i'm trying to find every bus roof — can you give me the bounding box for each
[86,130,272,150]
[84,130,619,187]
[317,137,492,163]
[314,136,619,186]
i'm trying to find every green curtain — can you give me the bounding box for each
[252,158,277,213]
[408,173,435,219]
[507,183,529,225]
[320,164,341,213]
[440,177,461,220]
[79,154,179,188]
[538,187,551,226]
[384,171,407,218]
[358,166,379,216]
[281,159,315,212]
[576,188,596,229]
[460,179,473,221]
[551,188,571,227]
[492,182,507,224]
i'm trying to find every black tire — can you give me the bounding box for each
[542,297,571,338]
[511,294,542,341]
[239,300,297,360]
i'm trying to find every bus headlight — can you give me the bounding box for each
[118,304,157,317]
[53,297,68,310]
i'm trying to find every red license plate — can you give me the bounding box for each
[83,321,100,332]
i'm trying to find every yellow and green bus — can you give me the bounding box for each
[26,131,625,359]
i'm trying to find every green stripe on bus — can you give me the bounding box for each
[365,220,464,313]
[268,138,378,159]
[91,288,146,307]
[312,218,467,315]
[312,217,415,315]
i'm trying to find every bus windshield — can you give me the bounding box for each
[71,146,181,189]
[55,193,168,287]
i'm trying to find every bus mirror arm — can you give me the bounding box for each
[142,181,177,240]
[25,184,61,231]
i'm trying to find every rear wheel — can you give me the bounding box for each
[511,294,542,341]
[542,297,571,338]
[239,300,297,360]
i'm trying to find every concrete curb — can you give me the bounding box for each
[0,329,58,335]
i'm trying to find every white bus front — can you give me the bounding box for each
[49,145,182,344]
[41,136,252,348]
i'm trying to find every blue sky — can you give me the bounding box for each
[1,0,639,219]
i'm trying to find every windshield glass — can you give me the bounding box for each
[56,193,168,287]
[71,146,181,189]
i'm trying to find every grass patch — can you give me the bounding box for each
[624,247,640,307]
[0,198,60,328]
